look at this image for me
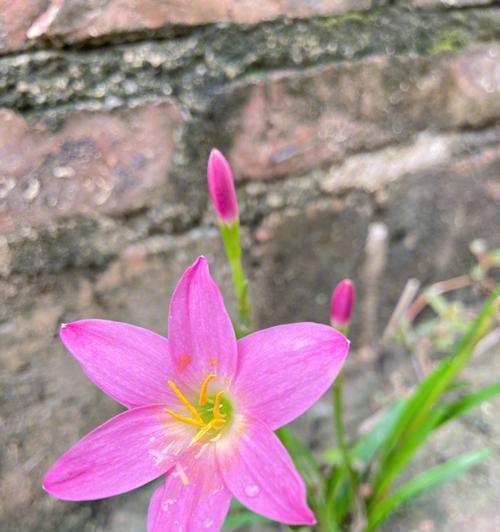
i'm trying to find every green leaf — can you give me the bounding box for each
[425,289,449,316]
[370,288,499,501]
[224,509,269,528]
[323,447,342,465]
[324,399,407,467]
[435,382,500,428]
[368,449,490,530]
[351,399,407,465]
[277,426,323,488]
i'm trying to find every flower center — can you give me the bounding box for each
[164,374,233,444]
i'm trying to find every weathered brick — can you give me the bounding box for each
[27,0,372,45]
[0,227,231,532]
[0,101,182,233]
[0,0,48,53]
[211,46,500,180]
[411,0,495,7]
[251,134,500,330]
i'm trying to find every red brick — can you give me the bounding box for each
[411,0,494,7]
[214,47,500,181]
[27,0,372,44]
[0,101,182,233]
[0,0,48,53]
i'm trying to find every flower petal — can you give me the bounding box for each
[148,482,166,531]
[148,446,231,532]
[233,323,349,429]
[168,256,238,390]
[217,417,315,525]
[60,319,174,408]
[43,406,192,500]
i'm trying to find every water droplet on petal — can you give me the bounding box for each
[244,484,260,497]
[203,517,214,529]
[162,498,176,512]
[149,436,156,442]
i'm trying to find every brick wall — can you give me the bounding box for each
[1,1,499,531]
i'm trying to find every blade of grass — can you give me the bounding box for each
[324,399,407,467]
[332,375,362,523]
[434,381,500,428]
[351,399,407,465]
[224,509,269,528]
[277,426,326,520]
[367,449,490,530]
[370,288,498,501]
[277,426,323,487]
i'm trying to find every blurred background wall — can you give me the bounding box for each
[0,1,499,531]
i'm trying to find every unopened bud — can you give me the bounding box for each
[207,148,239,224]
[330,279,356,329]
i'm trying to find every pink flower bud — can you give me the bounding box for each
[330,279,355,328]
[207,148,239,224]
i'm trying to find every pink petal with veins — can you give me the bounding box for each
[60,319,174,409]
[148,446,231,532]
[217,416,315,525]
[43,406,192,500]
[168,256,238,391]
[233,322,349,429]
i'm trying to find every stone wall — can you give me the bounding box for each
[0,1,499,531]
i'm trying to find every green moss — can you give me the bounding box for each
[430,31,468,53]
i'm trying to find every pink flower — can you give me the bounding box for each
[207,149,239,224]
[43,257,349,530]
[330,279,356,329]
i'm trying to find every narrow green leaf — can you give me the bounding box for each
[351,399,407,465]
[277,426,325,518]
[224,510,269,528]
[370,288,499,500]
[425,289,450,316]
[323,447,341,465]
[324,399,407,466]
[368,449,490,530]
[435,382,500,428]
[277,426,322,487]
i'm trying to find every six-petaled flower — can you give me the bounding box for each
[43,256,349,531]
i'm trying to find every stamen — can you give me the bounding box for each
[164,409,204,427]
[213,391,225,418]
[191,419,218,445]
[167,380,203,423]
[175,463,190,486]
[194,442,209,460]
[198,373,217,406]
[164,376,230,445]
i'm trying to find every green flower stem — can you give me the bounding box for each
[331,324,365,528]
[220,221,252,333]
[333,375,356,492]
[332,375,366,528]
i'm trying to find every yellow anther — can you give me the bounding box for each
[164,409,204,427]
[198,373,217,406]
[165,376,229,444]
[213,391,225,419]
[167,380,203,423]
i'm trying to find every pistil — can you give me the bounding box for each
[164,375,231,444]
